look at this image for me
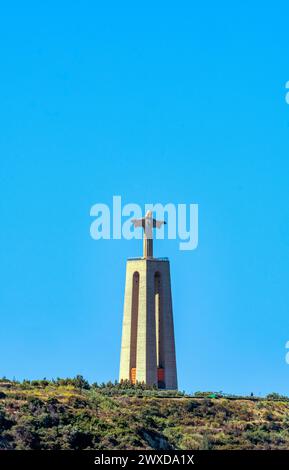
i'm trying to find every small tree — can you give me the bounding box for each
[73,375,90,390]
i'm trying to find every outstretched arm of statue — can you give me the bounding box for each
[131,218,145,228]
[154,219,167,228]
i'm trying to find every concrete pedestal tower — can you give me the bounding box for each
[119,211,178,389]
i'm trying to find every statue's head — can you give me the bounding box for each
[145,210,153,218]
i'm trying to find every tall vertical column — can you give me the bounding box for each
[119,261,135,381]
[138,260,157,385]
[147,260,177,390]
[119,258,177,389]
[160,261,178,390]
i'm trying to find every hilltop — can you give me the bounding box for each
[0,377,289,450]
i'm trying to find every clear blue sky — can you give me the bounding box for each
[1,1,289,395]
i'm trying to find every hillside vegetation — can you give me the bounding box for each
[0,377,289,450]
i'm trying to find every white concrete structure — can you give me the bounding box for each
[119,213,178,389]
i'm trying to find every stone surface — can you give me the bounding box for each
[119,258,178,390]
